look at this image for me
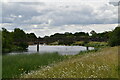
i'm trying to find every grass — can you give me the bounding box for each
[22,47,119,78]
[73,41,84,45]
[72,41,108,48]
[2,52,67,78]
[85,41,108,48]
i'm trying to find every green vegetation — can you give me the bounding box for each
[85,41,108,48]
[72,41,108,48]
[40,30,111,45]
[109,26,120,47]
[90,30,111,38]
[2,27,114,54]
[2,26,120,78]
[73,41,84,45]
[2,28,28,53]
[2,53,67,78]
[22,47,118,78]
[3,26,120,54]
[2,28,37,53]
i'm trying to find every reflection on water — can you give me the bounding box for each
[28,45,94,55]
[9,45,94,55]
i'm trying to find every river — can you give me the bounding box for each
[10,45,94,55]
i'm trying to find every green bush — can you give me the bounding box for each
[2,28,29,53]
[18,42,28,50]
[109,27,120,47]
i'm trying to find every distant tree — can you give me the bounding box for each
[44,36,49,38]
[2,28,13,53]
[27,33,37,39]
[109,26,120,46]
[27,33,37,42]
[90,30,97,37]
[13,28,27,42]
[64,32,74,38]
[90,30,96,34]
[2,28,29,53]
[74,32,89,37]
[50,33,63,38]
[95,31,111,38]
[13,28,28,49]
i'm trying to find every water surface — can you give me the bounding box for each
[27,45,94,55]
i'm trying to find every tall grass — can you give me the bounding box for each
[2,53,67,78]
[22,47,118,78]
[85,41,108,48]
[73,41,108,48]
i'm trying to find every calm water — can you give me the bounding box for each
[27,45,94,55]
[9,45,94,55]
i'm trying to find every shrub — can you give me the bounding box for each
[109,27,120,47]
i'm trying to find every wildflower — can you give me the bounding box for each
[21,68,24,71]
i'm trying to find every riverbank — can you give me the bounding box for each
[22,46,119,78]
[48,41,108,47]
[2,53,67,78]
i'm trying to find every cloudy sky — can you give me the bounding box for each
[0,0,119,37]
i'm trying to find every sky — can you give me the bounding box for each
[0,0,119,37]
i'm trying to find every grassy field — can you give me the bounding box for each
[22,47,119,78]
[73,41,108,48]
[85,41,108,48]
[2,53,67,78]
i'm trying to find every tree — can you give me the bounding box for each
[109,26,120,46]
[27,33,37,39]
[74,32,89,37]
[27,33,37,42]
[2,28,28,53]
[13,28,27,42]
[2,28,13,53]
[90,30,97,37]
[13,28,28,50]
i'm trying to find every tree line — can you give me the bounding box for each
[2,28,37,53]
[2,26,120,53]
[38,31,111,45]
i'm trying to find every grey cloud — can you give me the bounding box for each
[2,2,44,24]
[2,2,118,26]
[109,2,118,6]
[18,2,45,5]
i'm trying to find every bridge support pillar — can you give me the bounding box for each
[37,42,39,52]
[86,46,89,50]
